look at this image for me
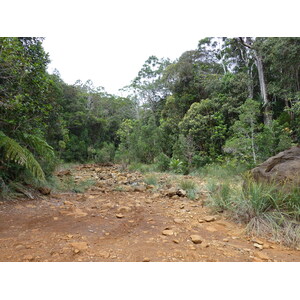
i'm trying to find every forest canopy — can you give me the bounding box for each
[0,37,300,185]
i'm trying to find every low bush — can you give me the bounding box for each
[93,143,115,163]
[154,153,170,172]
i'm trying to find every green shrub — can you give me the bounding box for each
[169,158,184,174]
[94,143,115,163]
[154,153,170,172]
[192,153,212,168]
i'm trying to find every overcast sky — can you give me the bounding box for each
[40,0,210,95]
[2,0,298,96]
[42,33,202,95]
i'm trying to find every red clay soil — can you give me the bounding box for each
[0,165,299,262]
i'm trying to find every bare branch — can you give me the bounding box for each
[238,37,252,49]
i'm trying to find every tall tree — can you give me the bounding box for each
[237,37,271,125]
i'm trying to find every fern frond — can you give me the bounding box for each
[19,133,54,159]
[0,131,45,181]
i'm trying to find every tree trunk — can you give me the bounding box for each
[238,38,272,126]
[250,120,257,165]
[247,63,254,99]
[254,50,272,125]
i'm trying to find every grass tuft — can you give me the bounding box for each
[143,174,158,186]
[178,179,198,200]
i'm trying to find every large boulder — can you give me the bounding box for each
[251,146,300,185]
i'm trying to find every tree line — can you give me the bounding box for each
[0,37,300,187]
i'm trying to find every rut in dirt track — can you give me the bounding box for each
[0,164,299,262]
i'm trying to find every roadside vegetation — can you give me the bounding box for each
[206,172,300,247]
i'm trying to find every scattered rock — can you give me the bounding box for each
[165,187,178,197]
[103,203,115,209]
[174,218,185,224]
[23,255,34,261]
[123,185,133,192]
[255,252,270,261]
[70,242,88,253]
[253,243,264,250]
[253,257,263,262]
[198,219,205,223]
[134,185,147,192]
[251,238,264,245]
[190,235,203,244]
[15,244,25,250]
[74,208,88,217]
[173,239,179,244]
[223,238,229,242]
[38,187,51,195]
[151,193,161,199]
[177,189,187,197]
[99,251,110,259]
[143,257,150,262]
[179,204,185,209]
[116,213,124,218]
[204,216,216,222]
[63,200,73,206]
[162,229,174,236]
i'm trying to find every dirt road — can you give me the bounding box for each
[0,164,299,262]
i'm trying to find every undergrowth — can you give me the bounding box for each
[178,179,198,200]
[47,175,96,193]
[207,175,300,248]
[143,174,158,186]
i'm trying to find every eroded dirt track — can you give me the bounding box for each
[0,164,299,262]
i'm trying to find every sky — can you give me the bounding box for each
[40,0,210,95]
[3,0,299,97]
[42,34,202,95]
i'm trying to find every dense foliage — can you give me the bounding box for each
[1,37,300,188]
